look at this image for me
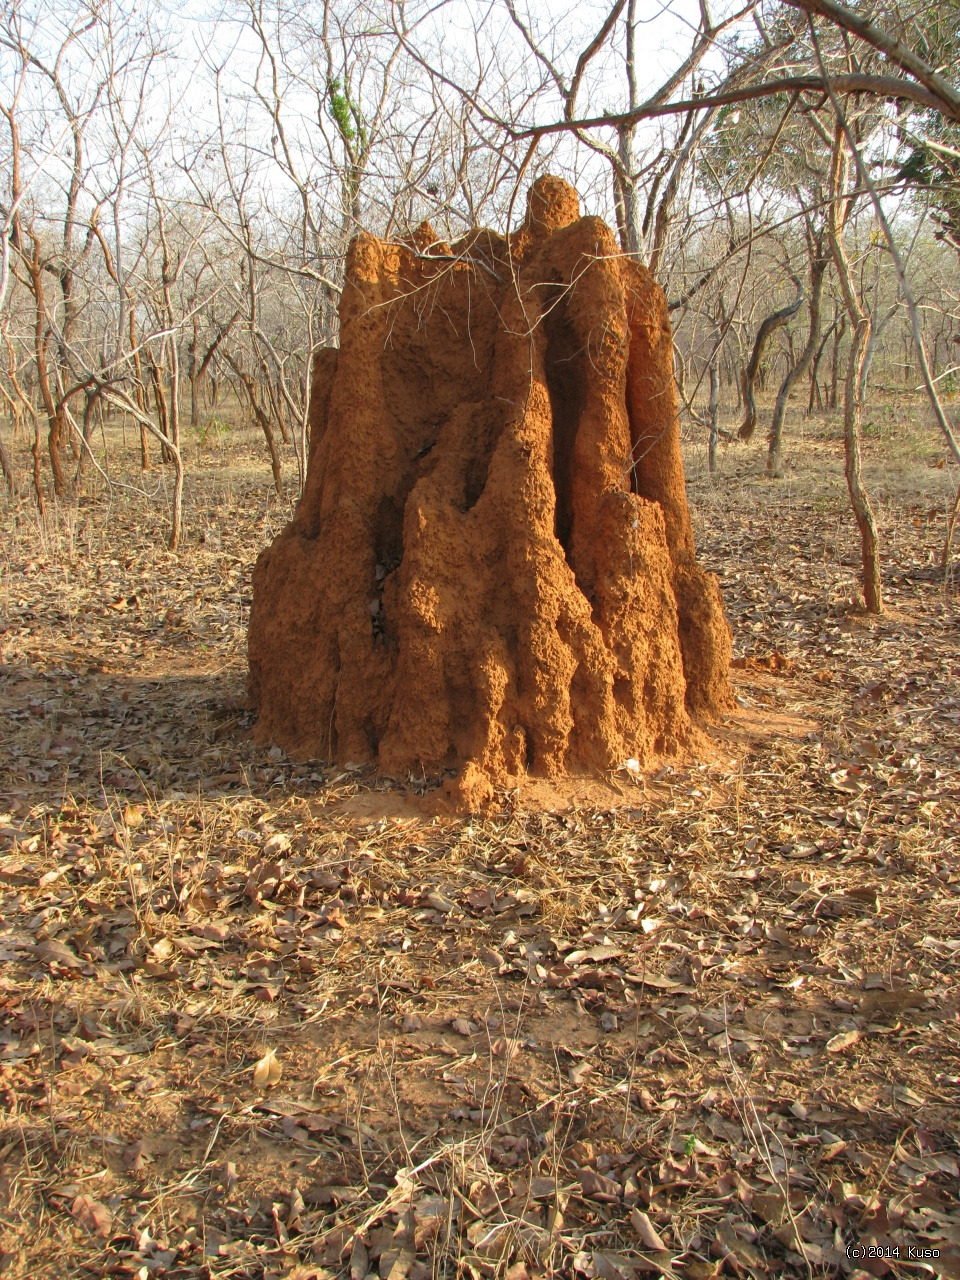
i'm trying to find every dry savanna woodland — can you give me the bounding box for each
[1,1,959,1279]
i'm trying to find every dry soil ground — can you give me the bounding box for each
[0,407,958,1280]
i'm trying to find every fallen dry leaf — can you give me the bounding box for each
[630,1208,667,1251]
[826,1029,861,1054]
[70,1195,112,1238]
[252,1048,282,1089]
[34,939,84,970]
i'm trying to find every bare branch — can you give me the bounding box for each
[785,0,960,121]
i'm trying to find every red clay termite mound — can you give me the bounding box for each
[248,176,732,809]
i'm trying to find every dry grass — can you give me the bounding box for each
[0,409,958,1280]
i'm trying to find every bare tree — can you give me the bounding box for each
[827,124,882,612]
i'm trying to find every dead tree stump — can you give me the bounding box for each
[248,176,732,808]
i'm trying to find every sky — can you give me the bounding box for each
[0,0,763,247]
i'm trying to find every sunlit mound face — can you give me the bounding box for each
[248,176,732,810]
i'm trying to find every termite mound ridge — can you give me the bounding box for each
[248,175,733,811]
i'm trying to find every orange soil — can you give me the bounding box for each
[248,176,732,809]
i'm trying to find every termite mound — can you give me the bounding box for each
[248,175,732,810]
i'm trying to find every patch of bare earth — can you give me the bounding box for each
[0,428,958,1280]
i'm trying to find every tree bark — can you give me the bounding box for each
[768,253,827,476]
[129,310,150,470]
[26,256,69,497]
[828,131,882,613]
[829,313,846,409]
[75,390,101,481]
[738,285,804,441]
[147,358,174,464]
[808,318,837,412]
[227,356,283,493]
[188,315,200,428]
[841,315,883,612]
[162,296,183,550]
[707,361,720,474]
[30,415,44,516]
[0,419,13,495]
[610,0,644,259]
[942,481,960,570]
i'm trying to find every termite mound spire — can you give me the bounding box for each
[248,176,733,810]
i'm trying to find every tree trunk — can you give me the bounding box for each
[48,410,69,495]
[129,311,150,470]
[31,416,44,516]
[165,322,183,550]
[75,390,100,481]
[148,358,174,464]
[768,254,827,477]
[738,286,804,441]
[942,481,960,570]
[828,131,882,614]
[0,419,13,495]
[228,358,282,494]
[707,362,720,475]
[613,151,642,258]
[808,319,836,412]
[731,355,744,411]
[612,0,642,261]
[169,445,183,551]
[842,316,882,612]
[188,315,200,428]
[829,314,846,410]
[29,265,69,497]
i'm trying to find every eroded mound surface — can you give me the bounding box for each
[249,176,732,807]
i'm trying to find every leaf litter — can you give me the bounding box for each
[0,431,958,1279]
